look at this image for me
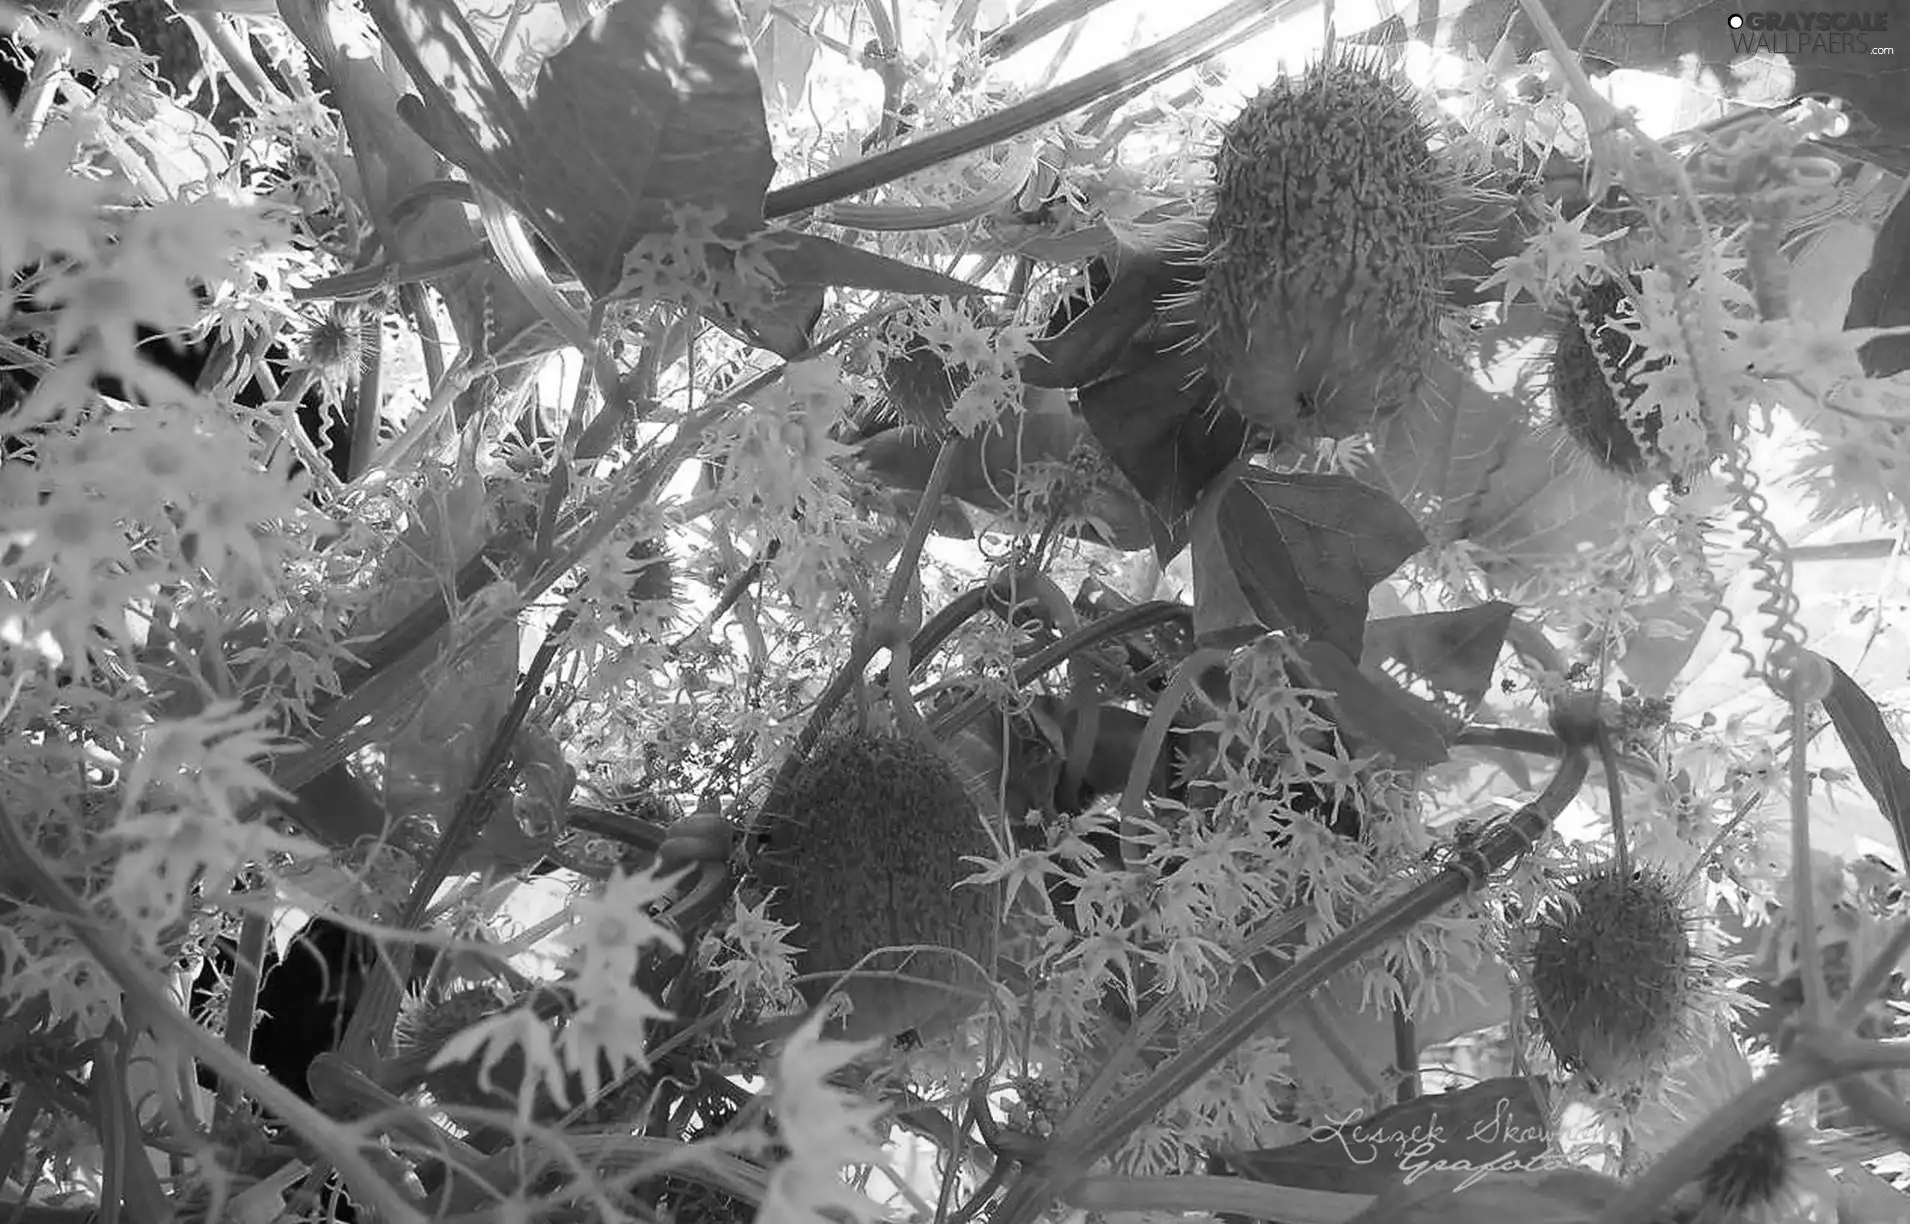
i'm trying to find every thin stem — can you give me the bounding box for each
[338,609,574,1066]
[0,805,426,1224]
[1117,648,1227,826]
[1598,727,1628,875]
[764,0,1294,218]
[1592,1055,1820,1223]
[980,0,1125,62]
[1790,673,1826,1026]
[859,0,906,145]
[1839,916,1910,1029]
[1834,1076,1910,1150]
[1453,724,1656,781]
[793,436,964,757]
[929,602,1195,740]
[213,908,272,1132]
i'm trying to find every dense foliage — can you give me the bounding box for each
[3,0,1910,1222]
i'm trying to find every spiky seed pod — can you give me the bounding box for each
[1548,274,1677,482]
[1697,1117,1792,1216]
[879,339,968,434]
[304,306,370,388]
[751,730,1001,1043]
[1529,862,1706,1086]
[1198,54,1455,441]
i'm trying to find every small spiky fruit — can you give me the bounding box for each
[1199,54,1454,440]
[304,307,369,386]
[1530,862,1704,1086]
[879,339,968,434]
[1697,1117,1792,1216]
[752,731,1000,1042]
[1549,276,1673,481]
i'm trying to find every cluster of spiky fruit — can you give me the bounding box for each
[750,730,1000,1042]
[1197,54,1456,441]
[1528,861,1708,1087]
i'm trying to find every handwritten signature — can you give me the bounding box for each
[1307,1098,1573,1191]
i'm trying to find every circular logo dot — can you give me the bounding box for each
[1728,13,1743,27]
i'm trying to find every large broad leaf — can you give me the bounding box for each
[371,0,778,297]
[1077,339,1251,562]
[1214,468,1428,662]
[369,0,969,348]
[1298,640,1451,768]
[1360,603,1516,727]
[1216,1076,1547,1197]
[1370,358,1530,544]
[1847,190,1910,377]
[1822,657,1910,873]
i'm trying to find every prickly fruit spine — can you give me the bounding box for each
[1528,861,1705,1086]
[1198,54,1455,441]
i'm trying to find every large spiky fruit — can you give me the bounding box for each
[1549,275,1675,482]
[1529,862,1705,1086]
[752,731,1000,1043]
[1697,1117,1793,1216]
[1198,55,1454,441]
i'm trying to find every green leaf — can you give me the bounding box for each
[520,0,776,294]
[1023,248,1192,389]
[1217,470,1427,662]
[1077,337,1251,562]
[1298,640,1450,768]
[1369,358,1528,544]
[363,0,542,219]
[1360,603,1516,726]
[1189,466,1268,650]
[1847,190,1910,377]
[1822,657,1910,872]
[1216,1076,1548,1196]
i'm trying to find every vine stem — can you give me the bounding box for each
[0,804,426,1224]
[763,0,1296,218]
[990,748,1594,1224]
[927,601,1194,740]
[1789,669,1827,1025]
[1591,1027,1910,1224]
[1116,648,1228,828]
[749,435,965,841]
[980,0,1125,62]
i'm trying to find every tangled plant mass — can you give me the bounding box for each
[6,1,1910,1223]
